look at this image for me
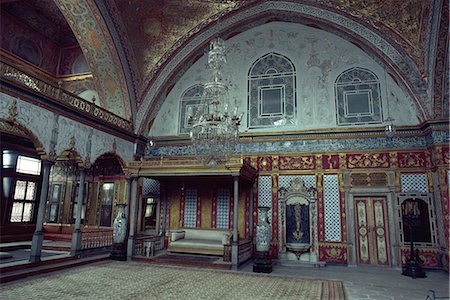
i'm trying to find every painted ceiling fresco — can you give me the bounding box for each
[1,0,77,47]
[110,0,427,97]
[1,0,446,127]
[115,0,243,93]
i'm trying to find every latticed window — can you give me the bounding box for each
[335,67,383,125]
[184,189,197,228]
[216,188,230,229]
[179,85,204,135]
[10,180,37,222]
[248,53,296,128]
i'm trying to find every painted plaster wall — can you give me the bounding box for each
[0,92,134,163]
[151,22,419,137]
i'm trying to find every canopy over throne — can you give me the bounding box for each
[278,178,323,266]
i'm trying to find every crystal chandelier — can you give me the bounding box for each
[187,37,242,167]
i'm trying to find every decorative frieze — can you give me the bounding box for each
[278,155,316,170]
[347,153,390,169]
[397,151,428,168]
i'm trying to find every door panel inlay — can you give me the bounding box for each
[355,197,390,266]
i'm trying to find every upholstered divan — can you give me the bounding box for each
[168,228,232,256]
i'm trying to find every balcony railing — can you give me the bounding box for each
[0,61,133,132]
[81,229,113,250]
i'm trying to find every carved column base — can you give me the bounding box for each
[110,242,127,261]
[253,251,272,273]
[402,260,426,279]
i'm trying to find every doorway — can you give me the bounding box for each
[354,197,390,266]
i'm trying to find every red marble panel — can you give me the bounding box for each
[340,191,347,242]
[317,175,325,242]
[211,190,217,229]
[319,244,347,263]
[322,154,340,169]
[400,248,440,268]
[245,190,250,239]
[270,175,279,259]
[442,147,450,164]
[179,188,185,227]
[196,195,201,228]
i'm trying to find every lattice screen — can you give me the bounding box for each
[184,189,197,228]
[258,176,272,223]
[324,174,341,242]
[401,173,428,193]
[142,178,160,196]
[216,189,230,229]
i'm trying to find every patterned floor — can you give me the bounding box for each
[0,261,345,299]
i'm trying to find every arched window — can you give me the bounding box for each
[335,67,383,125]
[179,85,204,135]
[248,53,296,129]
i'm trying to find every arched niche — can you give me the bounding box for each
[89,153,126,228]
[278,178,323,265]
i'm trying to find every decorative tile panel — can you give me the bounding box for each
[216,189,230,229]
[142,178,160,196]
[401,173,428,193]
[279,175,316,189]
[258,175,272,223]
[323,175,341,242]
[257,156,273,171]
[184,189,197,228]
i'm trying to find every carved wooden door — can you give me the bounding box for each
[355,197,390,266]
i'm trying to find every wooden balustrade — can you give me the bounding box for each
[134,235,164,257]
[0,61,133,132]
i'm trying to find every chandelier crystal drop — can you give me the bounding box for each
[187,37,242,167]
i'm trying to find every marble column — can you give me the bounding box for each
[125,177,132,221]
[137,190,143,233]
[127,177,139,260]
[30,160,53,263]
[71,167,86,256]
[232,176,239,269]
[249,183,254,240]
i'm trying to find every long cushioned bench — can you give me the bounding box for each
[168,228,232,256]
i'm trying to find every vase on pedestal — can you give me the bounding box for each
[110,203,127,261]
[253,206,272,273]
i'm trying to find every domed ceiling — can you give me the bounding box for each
[1,0,447,132]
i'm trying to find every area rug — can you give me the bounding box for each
[0,261,346,299]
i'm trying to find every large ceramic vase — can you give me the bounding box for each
[110,204,127,261]
[253,206,272,273]
[256,207,271,252]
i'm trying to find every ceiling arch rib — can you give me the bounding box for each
[136,1,430,135]
[53,0,132,121]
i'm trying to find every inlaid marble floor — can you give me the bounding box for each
[241,261,449,300]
